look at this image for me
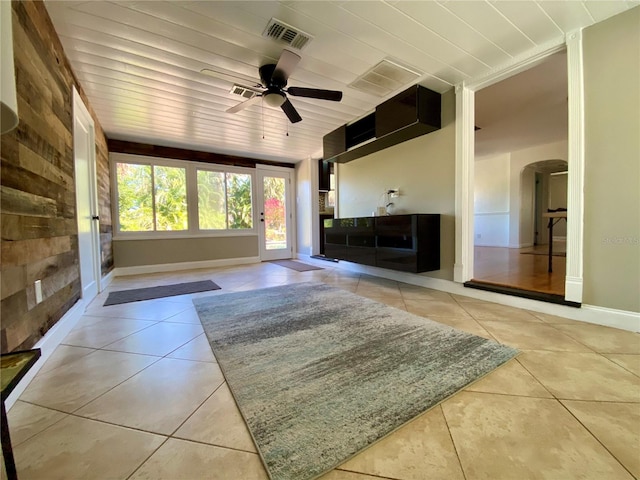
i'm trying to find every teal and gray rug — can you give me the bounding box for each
[194,282,518,480]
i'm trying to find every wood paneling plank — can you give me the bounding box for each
[1,214,76,241]
[1,266,27,301]
[0,186,58,218]
[1,236,72,268]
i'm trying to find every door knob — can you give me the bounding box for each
[92,216,100,220]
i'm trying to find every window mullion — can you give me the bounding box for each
[151,165,157,232]
[187,165,197,234]
[224,173,229,229]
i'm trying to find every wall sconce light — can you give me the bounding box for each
[1,1,19,134]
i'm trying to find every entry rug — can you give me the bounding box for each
[104,280,220,306]
[194,282,518,480]
[270,259,323,272]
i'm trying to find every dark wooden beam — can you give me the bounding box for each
[107,139,295,169]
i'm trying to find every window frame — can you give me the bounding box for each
[111,153,257,240]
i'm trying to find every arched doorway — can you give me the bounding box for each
[520,159,568,249]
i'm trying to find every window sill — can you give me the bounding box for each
[113,231,258,241]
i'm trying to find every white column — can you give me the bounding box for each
[454,84,475,283]
[565,30,586,303]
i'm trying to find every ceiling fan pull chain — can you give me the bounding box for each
[262,97,265,140]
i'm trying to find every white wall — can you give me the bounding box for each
[474,142,567,248]
[474,153,510,247]
[295,158,315,256]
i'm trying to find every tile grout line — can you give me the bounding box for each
[555,399,638,479]
[513,356,559,399]
[166,379,226,438]
[439,403,469,480]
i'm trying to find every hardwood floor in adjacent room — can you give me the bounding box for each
[473,244,566,296]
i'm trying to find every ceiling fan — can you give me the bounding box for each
[201,50,343,123]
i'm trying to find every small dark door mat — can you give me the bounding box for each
[270,260,324,272]
[104,280,221,306]
[464,280,580,307]
[310,255,339,263]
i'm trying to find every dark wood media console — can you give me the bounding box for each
[324,214,440,273]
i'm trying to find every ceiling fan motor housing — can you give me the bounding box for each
[260,64,285,88]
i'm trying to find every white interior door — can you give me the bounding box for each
[257,166,294,261]
[73,87,100,302]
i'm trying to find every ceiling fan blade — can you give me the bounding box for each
[287,87,343,102]
[201,68,262,88]
[281,98,302,123]
[226,95,261,114]
[272,49,301,85]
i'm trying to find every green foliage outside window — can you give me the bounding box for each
[263,176,286,248]
[117,163,153,231]
[227,173,253,229]
[197,170,226,229]
[154,166,188,231]
[117,161,254,233]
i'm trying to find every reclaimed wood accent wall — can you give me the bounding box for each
[0,1,112,353]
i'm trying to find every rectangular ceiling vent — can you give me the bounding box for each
[349,59,422,97]
[230,84,258,99]
[263,18,313,50]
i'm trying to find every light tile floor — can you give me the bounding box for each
[4,261,640,480]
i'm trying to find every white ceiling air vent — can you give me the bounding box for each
[230,84,258,99]
[349,59,422,97]
[263,18,313,50]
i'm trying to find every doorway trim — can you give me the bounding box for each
[454,33,585,303]
[72,86,101,301]
[256,164,296,261]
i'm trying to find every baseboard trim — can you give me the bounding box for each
[112,256,261,277]
[101,269,115,290]
[5,299,87,411]
[509,243,534,249]
[564,275,583,303]
[580,304,640,332]
[299,254,639,333]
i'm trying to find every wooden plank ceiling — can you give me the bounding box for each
[44,0,637,163]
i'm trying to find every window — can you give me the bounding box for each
[116,163,153,231]
[116,163,187,232]
[197,170,253,230]
[113,154,256,237]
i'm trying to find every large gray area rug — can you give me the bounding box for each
[194,282,518,480]
[104,280,220,306]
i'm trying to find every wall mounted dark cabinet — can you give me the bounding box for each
[322,124,347,160]
[345,112,376,149]
[375,85,441,138]
[323,85,441,164]
[318,159,331,191]
[324,214,440,273]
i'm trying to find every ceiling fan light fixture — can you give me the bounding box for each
[263,91,286,107]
